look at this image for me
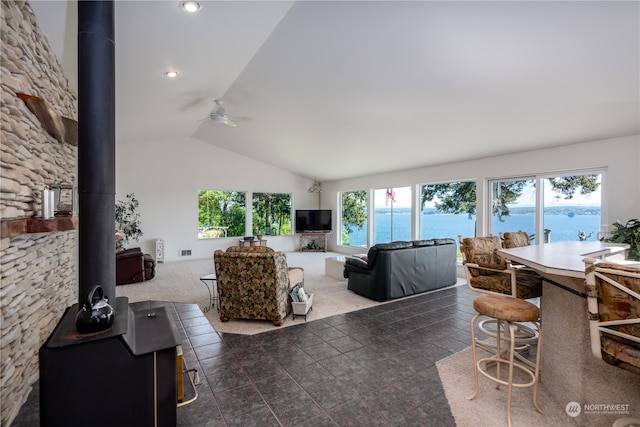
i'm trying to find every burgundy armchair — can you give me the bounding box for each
[116,247,156,285]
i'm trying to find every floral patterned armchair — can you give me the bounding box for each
[459,235,542,299]
[213,246,304,326]
[584,258,640,375]
[499,230,532,249]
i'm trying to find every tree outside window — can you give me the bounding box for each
[489,174,601,243]
[252,193,292,236]
[340,190,367,246]
[197,190,245,239]
[420,181,477,249]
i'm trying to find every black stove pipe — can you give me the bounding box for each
[77,1,116,308]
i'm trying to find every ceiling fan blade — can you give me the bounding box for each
[228,115,252,123]
[225,119,237,127]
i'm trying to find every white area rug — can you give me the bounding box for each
[116,251,380,335]
[436,346,577,427]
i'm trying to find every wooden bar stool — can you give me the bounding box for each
[468,294,544,427]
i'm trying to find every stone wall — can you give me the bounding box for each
[1,1,78,425]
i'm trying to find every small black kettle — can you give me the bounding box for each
[75,285,114,334]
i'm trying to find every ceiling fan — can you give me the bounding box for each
[208,99,251,127]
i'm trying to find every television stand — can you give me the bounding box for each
[298,232,330,252]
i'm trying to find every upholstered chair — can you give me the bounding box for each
[584,258,640,375]
[459,235,542,366]
[213,246,304,326]
[116,247,156,285]
[499,230,532,249]
[459,235,542,299]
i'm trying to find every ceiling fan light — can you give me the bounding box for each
[210,114,228,124]
[179,1,201,13]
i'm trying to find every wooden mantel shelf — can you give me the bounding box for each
[1,216,78,238]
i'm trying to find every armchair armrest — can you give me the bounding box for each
[464,261,516,276]
[116,250,145,285]
[345,257,369,269]
[344,257,371,277]
[463,262,518,298]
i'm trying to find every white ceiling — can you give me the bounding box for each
[30,1,640,182]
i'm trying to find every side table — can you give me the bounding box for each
[199,273,218,312]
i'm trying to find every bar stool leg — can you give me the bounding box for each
[506,321,516,426]
[496,317,502,389]
[532,320,544,415]
[468,314,544,427]
[467,313,481,401]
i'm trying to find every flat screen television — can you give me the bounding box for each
[295,209,332,233]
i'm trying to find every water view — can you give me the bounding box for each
[345,206,601,248]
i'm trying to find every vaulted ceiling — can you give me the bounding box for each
[31,1,639,181]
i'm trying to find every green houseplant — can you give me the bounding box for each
[115,193,143,249]
[601,218,640,261]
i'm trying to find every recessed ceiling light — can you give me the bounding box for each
[164,71,179,78]
[179,1,201,13]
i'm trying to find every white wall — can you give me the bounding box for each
[116,137,319,262]
[322,135,640,254]
[118,135,639,261]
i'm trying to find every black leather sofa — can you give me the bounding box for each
[343,239,457,301]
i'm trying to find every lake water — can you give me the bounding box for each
[344,208,601,248]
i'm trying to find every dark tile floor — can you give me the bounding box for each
[13,284,479,427]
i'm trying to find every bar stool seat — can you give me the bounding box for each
[468,294,544,427]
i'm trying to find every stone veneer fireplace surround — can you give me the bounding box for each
[1,1,78,425]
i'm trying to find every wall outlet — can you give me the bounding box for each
[180,250,192,256]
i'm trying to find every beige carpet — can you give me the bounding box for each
[436,345,578,427]
[116,251,382,335]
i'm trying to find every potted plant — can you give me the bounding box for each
[115,193,143,250]
[601,218,640,261]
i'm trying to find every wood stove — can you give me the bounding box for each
[39,298,180,427]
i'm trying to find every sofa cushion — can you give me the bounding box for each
[433,238,456,245]
[412,239,435,247]
[367,241,413,267]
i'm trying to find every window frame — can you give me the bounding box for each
[487,169,604,244]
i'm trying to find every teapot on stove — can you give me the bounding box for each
[75,285,114,333]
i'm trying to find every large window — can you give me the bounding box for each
[490,178,536,240]
[198,190,246,239]
[489,172,602,243]
[252,192,292,236]
[420,181,477,247]
[339,190,368,247]
[373,187,412,244]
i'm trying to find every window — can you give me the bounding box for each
[198,190,245,239]
[339,190,368,247]
[488,172,602,243]
[490,178,536,240]
[252,192,292,236]
[373,187,412,244]
[542,174,601,242]
[420,181,477,247]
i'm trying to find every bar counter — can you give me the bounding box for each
[498,242,639,426]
